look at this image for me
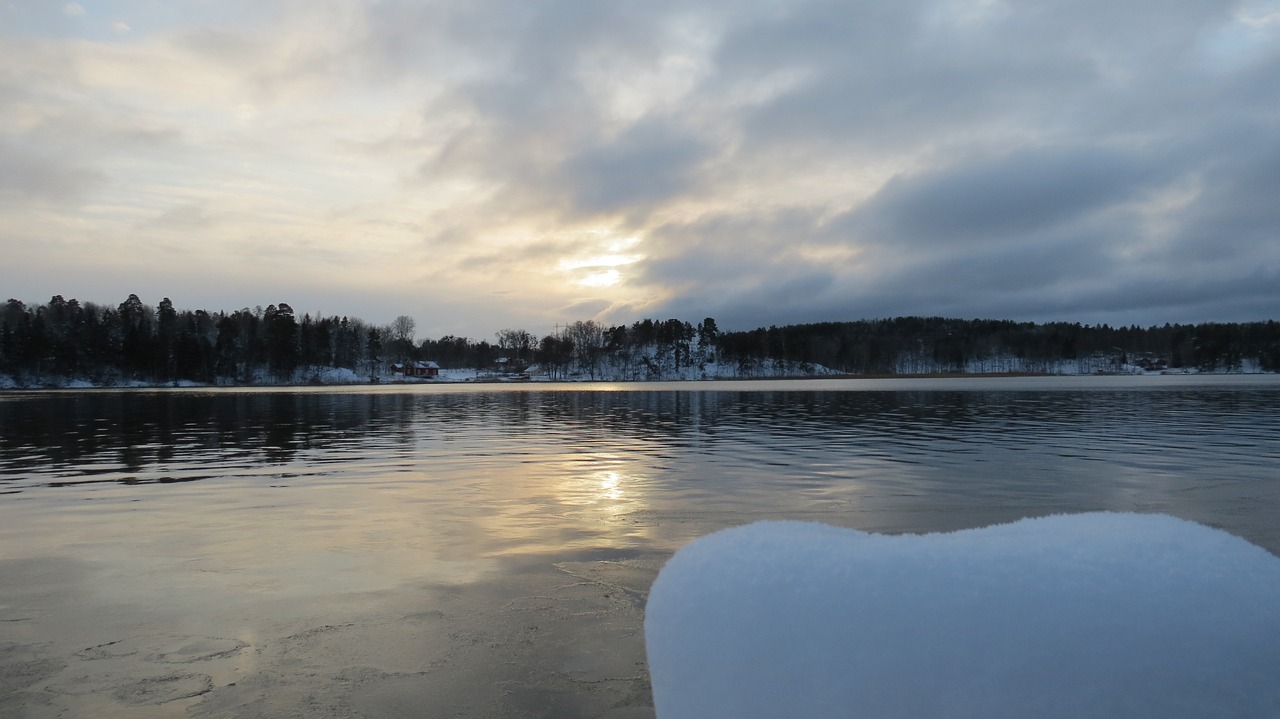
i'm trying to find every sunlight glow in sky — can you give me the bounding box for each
[559,235,644,289]
[1,0,1277,338]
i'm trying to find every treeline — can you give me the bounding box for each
[716,317,1280,375]
[2,295,1277,387]
[0,295,389,384]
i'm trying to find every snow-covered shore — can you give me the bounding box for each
[1,361,1272,391]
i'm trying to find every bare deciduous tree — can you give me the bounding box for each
[496,328,536,366]
[390,315,416,345]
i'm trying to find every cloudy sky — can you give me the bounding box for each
[2,0,1278,338]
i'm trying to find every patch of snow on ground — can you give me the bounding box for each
[439,368,479,381]
[309,366,367,384]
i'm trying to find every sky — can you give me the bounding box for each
[1,0,1278,339]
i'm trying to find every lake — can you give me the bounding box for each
[2,375,1279,718]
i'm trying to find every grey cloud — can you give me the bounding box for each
[630,0,1275,329]
[714,1,1093,149]
[1007,265,1280,326]
[865,231,1116,307]
[0,72,179,206]
[696,234,1277,330]
[718,0,1236,133]
[636,209,853,328]
[638,208,827,286]
[558,120,714,215]
[917,236,1111,295]
[26,112,180,154]
[761,269,835,305]
[385,0,709,224]
[1163,124,1280,262]
[841,146,1161,248]
[0,141,104,203]
[397,0,672,123]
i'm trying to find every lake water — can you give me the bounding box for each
[2,375,1279,718]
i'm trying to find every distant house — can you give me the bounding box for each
[494,356,529,373]
[389,360,440,378]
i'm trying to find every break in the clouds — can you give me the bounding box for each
[1,0,1277,337]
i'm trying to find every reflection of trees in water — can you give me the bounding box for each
[3,387,1277,488]
[525,390,990,444]
[0,392,428,478]
[515,387,1280,458]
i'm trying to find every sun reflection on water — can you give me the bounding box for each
[553,453,648,525]
[596,470,624,501]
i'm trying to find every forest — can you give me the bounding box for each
[2,294,1278,387]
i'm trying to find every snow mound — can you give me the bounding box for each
[645,513,1280,718]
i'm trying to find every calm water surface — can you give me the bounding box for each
[2,375,1279,717]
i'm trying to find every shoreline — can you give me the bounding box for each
[4,368,1276,392]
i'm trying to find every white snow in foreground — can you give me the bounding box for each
[644,513,1280,718]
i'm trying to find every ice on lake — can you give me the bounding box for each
[645,513,1280,718]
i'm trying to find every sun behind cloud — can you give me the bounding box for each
[578,269,622,288]
[557,234,644,289]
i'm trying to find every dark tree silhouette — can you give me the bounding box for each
[1,295,1277,386]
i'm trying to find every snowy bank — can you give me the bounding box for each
[645,513,1280,718]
